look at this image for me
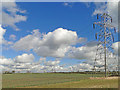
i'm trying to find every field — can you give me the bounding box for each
[2,73,118,88]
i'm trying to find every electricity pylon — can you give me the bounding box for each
[93,13,116,77]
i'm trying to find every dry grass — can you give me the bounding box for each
[90,76,118,80]
[26,78,118,88]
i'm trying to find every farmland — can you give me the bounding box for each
[2,73,118,88]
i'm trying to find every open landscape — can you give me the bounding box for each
[1,1,119,89]
[2,73,118,88]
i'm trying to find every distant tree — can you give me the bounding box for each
[4,71,12,74]
[12,70,15,74]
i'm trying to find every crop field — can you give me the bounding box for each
[2,73,118,88]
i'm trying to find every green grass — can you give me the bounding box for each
[31,79,118,88]
[2,73,118,88]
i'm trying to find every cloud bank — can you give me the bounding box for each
[13,28,86,58]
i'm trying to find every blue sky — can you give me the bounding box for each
[4,3,94,52]
[3,2,118,62]
[4,2,96,38]
[1,2,119,72]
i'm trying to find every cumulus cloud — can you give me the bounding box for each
[13,28,86,57]
[66,41,98,60]
[44,60,60,66]
[0,55,63,73]
[66,41,117,61]
[0,56,14,65]
[15,53,34,63]
[12,27,119,72]
[13,29,41,51]
[1,0,27,30]
[69,63,93,72]
[0,51,119,73]
[0,53,36,72]
[66,41,119,71]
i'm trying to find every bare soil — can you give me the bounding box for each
[90,77,118,80]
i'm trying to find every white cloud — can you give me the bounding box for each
[13,28,85,57]
[1,1,27,30]
[69,63,93,72]
[0,25,6,44]
[0,54,72,73]
[0,55,62,73]
[66,41,119,71]
[0,52,118,73]
[67,41,97,60]
[12,27,118,71]
[13,29,41,51]
[15,53,34,63]
[44,60,60,66]
[0,56,14,65]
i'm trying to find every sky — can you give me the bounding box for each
[0,1,119,73]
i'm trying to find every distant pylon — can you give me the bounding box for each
[93,13,116,77]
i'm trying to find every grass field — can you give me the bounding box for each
[2,73,118,88]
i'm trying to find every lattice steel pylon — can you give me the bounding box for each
[93,13,116,77]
